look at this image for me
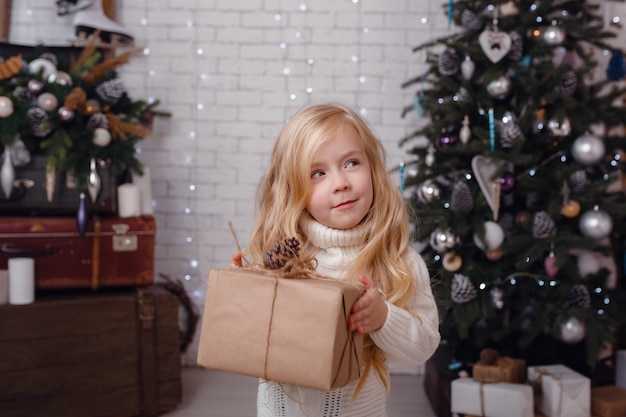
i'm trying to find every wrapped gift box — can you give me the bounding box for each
[591,385,626,417]
[473,356,527,383]
[528,364,590,417]
[197,268,364,390]
[451,377,534,417]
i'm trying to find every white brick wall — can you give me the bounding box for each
[9,0,626,364]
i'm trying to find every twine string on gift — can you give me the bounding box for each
[530,368,564,417]
[263,275,280,382]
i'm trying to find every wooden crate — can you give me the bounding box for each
[0,286,181,417]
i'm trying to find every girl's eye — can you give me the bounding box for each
[311,170,325,179]
[346,159,359,168]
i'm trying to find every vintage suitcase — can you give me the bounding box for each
[0,286,182,417]
[0,215,156,289]
[0,154,119,215]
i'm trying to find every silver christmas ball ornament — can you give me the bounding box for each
[542,23,567,46]
[57,106,75,122]
[559,315,585,344]
[417,180,441,203]
[579,207,613,239]
[429,228,459,253]
[547,117,572,137]
[48,71,73,86]
[486,75,512,99]
[572,134,605,165]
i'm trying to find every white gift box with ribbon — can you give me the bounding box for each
[451,377,534,417]
[527,364,590,417]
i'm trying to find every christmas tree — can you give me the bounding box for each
[401,0,626,373]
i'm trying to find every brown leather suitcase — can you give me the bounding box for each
[0,286,182,417]
[0,215,156,289]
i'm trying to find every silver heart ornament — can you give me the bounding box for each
[471,155,505,219]
[479,30,512,63]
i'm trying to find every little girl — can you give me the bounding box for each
[231,102,440,416]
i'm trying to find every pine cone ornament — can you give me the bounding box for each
[27,107,51,137]
[451,273,477,304]
[556,71,577,97]
[96,79,125,104]
[450,181,474,212]
[87,112,110,129]
[568,284,591,308]
[569,170,588,193]
[263,237,301,270]
[532,211,557,239]
[438,49,458,76]
[499,121,522,148]
[461,9,483,32]
[12,86,34,101]
[507,32,523,61]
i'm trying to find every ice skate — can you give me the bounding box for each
[56,0,94,16]
[71,0,134,47]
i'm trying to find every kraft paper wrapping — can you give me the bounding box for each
[473,356,527,383]
[197,268,364,390]
[591,385,626,417]
[528,364,590,417]
[451,377,534,417]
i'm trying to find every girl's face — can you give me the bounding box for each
[306,123,373,230]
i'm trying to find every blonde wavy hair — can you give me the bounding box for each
[244,102,418,395]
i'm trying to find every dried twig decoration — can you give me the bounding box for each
[0,54,23,80]
[71,30,101,72]
[84,48,141,84]
[105,113,150,140]
[64,87,87,110]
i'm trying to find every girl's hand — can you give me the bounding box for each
[230,252,243,268]
[348,274,388,334]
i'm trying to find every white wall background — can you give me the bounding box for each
[7,0,626,365]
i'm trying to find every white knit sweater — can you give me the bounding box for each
[256,217,441,417]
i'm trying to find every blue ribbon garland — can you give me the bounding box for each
[488,108,495,152]
[399,162,405,192]
[448,0,454,29]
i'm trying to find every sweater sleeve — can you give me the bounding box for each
[369,248,441,367]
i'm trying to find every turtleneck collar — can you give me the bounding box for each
[300,213,369,249]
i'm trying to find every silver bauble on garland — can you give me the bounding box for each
[486,75,512,99]
[417,179,441,203]
[451,274,477,304]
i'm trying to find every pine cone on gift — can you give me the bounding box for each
[450,181,474,212]
[451,273,477,304]
[532,211,557,239]
[263,237,301,270]
[568,284,591,308]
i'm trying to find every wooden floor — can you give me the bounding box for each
[163,367,437,417]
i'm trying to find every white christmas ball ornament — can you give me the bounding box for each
[93,128,112,147]
[571,134,605,165]
[559,316,585,344]
[473,221,505,251]
[486,75,512,99]
[579,207,613,239]
[0,96,14,118]
[28,58,57,79]
[37,92,58,112]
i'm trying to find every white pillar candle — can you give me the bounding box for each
[8,258,35,305]
[117,183,141,217]
[132,167,154,214]
[0,269,8,305]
